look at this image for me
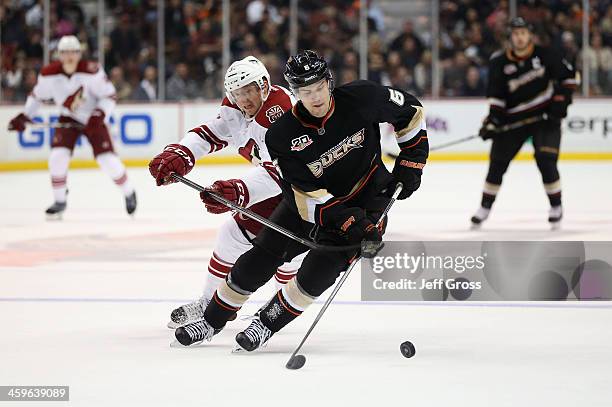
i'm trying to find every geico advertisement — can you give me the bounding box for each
[1,99,610,163]
[0,105,183,161]
[0,103,240,162]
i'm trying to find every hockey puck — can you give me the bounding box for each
[400,341,416,358]
[286,354,306,370]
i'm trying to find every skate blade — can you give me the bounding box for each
[46,213,64,221]
[231,344,246,354]
[170,340,185,348]
[231,337,270,354]
[550,221,561,231]
[170,339,204,348]
[470,222,482,231]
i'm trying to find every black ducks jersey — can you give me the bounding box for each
[265,80,428,227]
[487,44,579,124]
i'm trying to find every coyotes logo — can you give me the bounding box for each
[62,86,84,112]
[307,128,365,178]
[265,105,284,123]
[238,138,261,164]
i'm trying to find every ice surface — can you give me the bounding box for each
[1,161,611,406]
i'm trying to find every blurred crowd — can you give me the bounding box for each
[1,0,612,102]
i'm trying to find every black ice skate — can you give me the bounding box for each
[470,206,491,229]
[234,315,273,352]
[174,319,220,346]
[125,191,137,215]
[45,201,67,220]
[548,205,562,230]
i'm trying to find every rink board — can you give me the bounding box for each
[0,99,611,170]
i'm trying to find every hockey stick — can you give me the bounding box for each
[285,182,403,370]
[385,113,548,159]
[171,173,364,252]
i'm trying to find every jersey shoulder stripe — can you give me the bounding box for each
[75,60,100,74]
[221,96,240,111]
[255,85,293,129]
[40,61,64,76]
[272,85,294,99]
[40,60,100,77]
[489,49,505,62]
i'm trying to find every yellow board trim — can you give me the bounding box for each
[425,152,612,161]
[0,156,247,171]
[1,152,612,172]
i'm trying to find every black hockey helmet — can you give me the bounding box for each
[508,17,531,32]
[284,50,334,92]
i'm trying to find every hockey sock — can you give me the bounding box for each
[204,275,251,329]
[202,253,233,302]
[274,267,297,290]
[544,180,562,207]
[481,181,500,209]
[260,278,316,332]
[535,149,561,206]
[95,152,134,196]
[48,147,71,203]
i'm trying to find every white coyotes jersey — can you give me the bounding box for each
[180,85,295,206]
[24,60,117,125]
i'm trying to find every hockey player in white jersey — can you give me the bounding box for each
[149,56,304,331]
[7,35,136,218]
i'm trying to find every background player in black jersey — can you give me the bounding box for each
[173,50,429,350]
[471,17,579,230]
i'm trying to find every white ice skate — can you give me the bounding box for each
[167,297,207,329]
[470,206,491,230]
[548,205,563,230]
[167,296,238,329]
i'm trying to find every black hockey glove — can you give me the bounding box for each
[388,132,428,200]
[332,207,382,247]
[548,92,570,121]
[479,116,501,140]
[389,156,425,200]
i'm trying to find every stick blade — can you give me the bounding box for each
[285,354,306,370]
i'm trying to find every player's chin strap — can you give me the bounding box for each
[171,173,391,253]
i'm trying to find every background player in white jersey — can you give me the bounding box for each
[148,56,305,330]
[7,35,136,218]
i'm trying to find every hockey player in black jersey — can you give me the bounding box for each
[471,17,579,230]
[173,50,429,350]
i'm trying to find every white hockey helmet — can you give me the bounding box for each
[224,56,271,104]
[57,35,82,52]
